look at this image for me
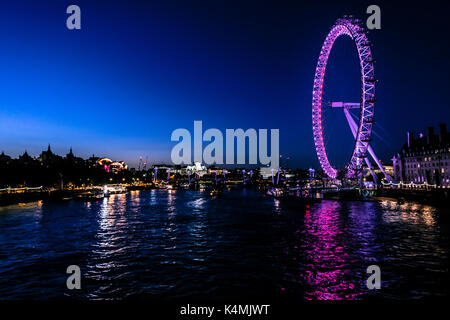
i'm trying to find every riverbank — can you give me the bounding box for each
[2,185,449,210]
[377,187,449,209]
[0,190,76,206]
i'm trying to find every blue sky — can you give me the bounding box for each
[0,0,449,169]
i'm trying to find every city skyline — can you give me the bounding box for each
[1,0,449,169]
[1,121,448,171]
[0,1,449,306]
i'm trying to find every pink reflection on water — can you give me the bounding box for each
[299,201,360,300]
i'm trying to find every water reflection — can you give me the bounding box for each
[0,191,448,300]
[166,190,176,217]
[347,202,379,265]
[300,201,358,300]
[380,200,437,227]
[273,199,281,214]
[279,199,446,300]
[86,194,135,298]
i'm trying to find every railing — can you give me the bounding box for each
[381,181,442,189]
[0,186,43,193]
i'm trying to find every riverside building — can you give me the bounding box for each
[392,124,450,187]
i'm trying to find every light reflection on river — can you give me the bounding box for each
[0,190,448,300]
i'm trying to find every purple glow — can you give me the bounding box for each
[312,17,375,179]
[301,201,359,300]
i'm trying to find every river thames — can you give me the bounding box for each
[0,189,448,300]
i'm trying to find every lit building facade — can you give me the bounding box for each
[186,162,207,176]
[97,158,127,173]
[392,124,450,187]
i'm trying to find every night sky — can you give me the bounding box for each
[0,0,449,169]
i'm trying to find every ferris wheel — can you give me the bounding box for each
[312,16,391,182]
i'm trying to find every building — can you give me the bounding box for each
[0,152,11,164]
[363,163,393,182]
[39,144,60,163]
[186,162,207,177]
[392,124,450,187]
[97,158,127,173]
[18,150,34,165]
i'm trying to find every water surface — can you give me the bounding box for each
[0,190,448,300]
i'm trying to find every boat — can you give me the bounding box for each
[106,185,127,194]
[76,191,104,201]
[266,187,284,198]
[209,188,223,197]
[266,187,321,204]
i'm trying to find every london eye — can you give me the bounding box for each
[312,16,388,181]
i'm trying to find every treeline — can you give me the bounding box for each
[0,157,132,188]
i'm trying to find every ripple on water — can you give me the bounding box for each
[0,191,448,300]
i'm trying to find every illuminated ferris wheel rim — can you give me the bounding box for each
[312,17,375,179]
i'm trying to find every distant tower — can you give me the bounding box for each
[143,156,148,171]
[308,168,315,187]
[153,167,158,182]
[66,147,74,159]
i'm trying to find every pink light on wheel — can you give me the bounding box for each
[312,17,375,179]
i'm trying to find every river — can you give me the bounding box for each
[0,189,448,300]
